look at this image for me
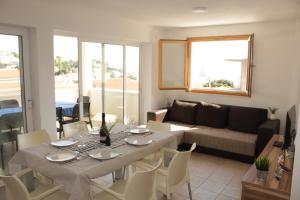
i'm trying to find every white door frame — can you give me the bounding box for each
[0,25,33,132]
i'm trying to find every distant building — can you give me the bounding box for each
[0,51,19,69]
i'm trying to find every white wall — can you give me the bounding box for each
[290,12,300,200]
[152,20,299,133]
[0,0,154,139]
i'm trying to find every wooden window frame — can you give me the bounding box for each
[186,34,254,97]
[158,39,188,90]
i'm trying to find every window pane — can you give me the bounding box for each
[190,39,249,92]
[54,36,79,103]
[104,44,123,123]
[82,42,102,128]
[0,34,25,133]
[125,46,139,125]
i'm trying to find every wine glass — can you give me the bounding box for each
[275,153,284,180]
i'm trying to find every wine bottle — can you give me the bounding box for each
[105,135,111,146]
[99,113,108,143]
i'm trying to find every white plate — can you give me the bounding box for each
[129,128,150,134]
[125,137,152,146]
[46,151,77,162]
[51,139,78,147]
[90,130,99,135]
[89,149,120,160]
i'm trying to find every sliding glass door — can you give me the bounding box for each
[81,42,102,127]
[54,36,79,103]
[81,42,140,127]
[104,44,124,123]
[125,46,140,124]
[0,33,26,133]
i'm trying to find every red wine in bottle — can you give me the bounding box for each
[99,113,108,143]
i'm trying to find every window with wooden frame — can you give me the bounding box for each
[159,34,254,97]
[187,34,254,96]
[158,40,188,90]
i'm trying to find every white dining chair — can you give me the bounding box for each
[17,129,53,185]
[18,129,51,150]
[134,143,196,200]
[0,168,69,200]
[63,121,89,138]
[146,121,171,132]
[91,159,162,200]
[141,121,172,163]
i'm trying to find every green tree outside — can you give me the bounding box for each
[203,79,234,88]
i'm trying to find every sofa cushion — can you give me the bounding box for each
[164,121,194,145]
[228,106,268,134]
[184,125,257,156]
[168,100,197,124]
[195,102,228,128]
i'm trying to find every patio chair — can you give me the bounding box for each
[77,96,93,128]
[83,102,93,128]
[56,107,63,138]
[0,99,19,109]
[0,130,18,169]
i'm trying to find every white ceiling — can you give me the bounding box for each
[53,0,299,27]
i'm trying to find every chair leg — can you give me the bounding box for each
[187,182,192,200]
[167,193,172,200]
[1,144,4,169]
[89,116,93,129]
[111,172,115,183]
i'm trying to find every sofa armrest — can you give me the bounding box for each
[255,119,280,157]
[147,109,168,122]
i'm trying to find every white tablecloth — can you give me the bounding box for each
[9,131,177,200]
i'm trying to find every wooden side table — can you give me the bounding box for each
[241,135,294,200]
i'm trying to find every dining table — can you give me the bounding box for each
[55,101,77,116]
[0,107,23,130]
[9,126,177,200]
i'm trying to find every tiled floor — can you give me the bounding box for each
[96,152,250,200]
[0,146,250,200]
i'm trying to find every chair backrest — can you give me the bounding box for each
[83,102,90,117]
[18,129,51,150]
[0,168,5,175]
[56,107,63,129]
[146,121,171,132]
[0,175,31,200]
[0,131,18,145]
[63,121,89,138]
[75,96,90,117]
[76,96,90,103]
[0,99,19,109]
[124,159,162,200]
[82,96,90,103]
[56,107,63,121]
[167,143,196,186]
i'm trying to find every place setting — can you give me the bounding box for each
[50,138,79,148]
[88,148,121,160]
[45,129,128,163]
[45,149,78,163]
[124,127,154,146]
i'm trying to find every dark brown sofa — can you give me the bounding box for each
[147,100,280,163]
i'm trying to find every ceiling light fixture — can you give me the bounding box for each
[192,6,208,13]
